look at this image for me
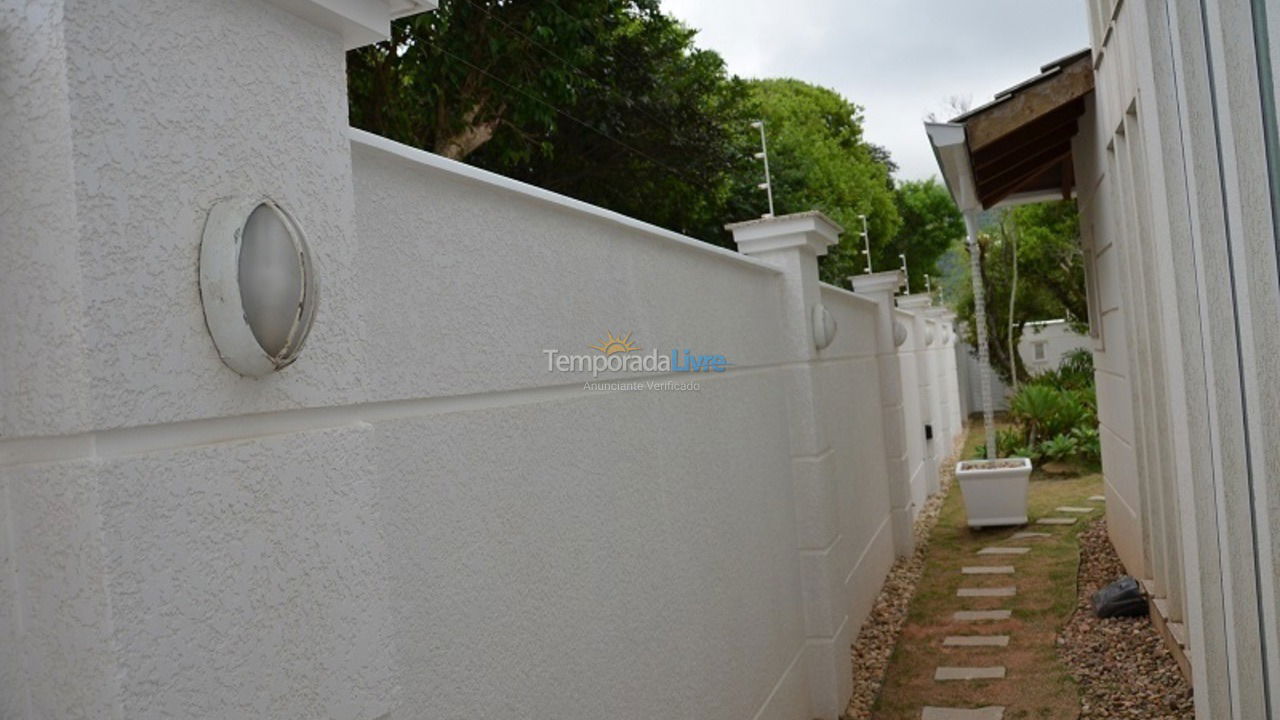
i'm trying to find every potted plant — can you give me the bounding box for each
[955,457,1032,528]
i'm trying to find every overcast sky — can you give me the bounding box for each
[661,0,1089,181]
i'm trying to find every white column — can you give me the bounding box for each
[851,270,914,557]
[0,3,435,718]
[728,211,852,720]
[897,293,939,495]
[931,309,963,447]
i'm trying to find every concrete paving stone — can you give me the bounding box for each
[977,547,1029,555]
[962,565,1015,574]
[1010,532,1051,539]
[943,635,1010,647]
[922,707,1005,720]
[957,586,1016,598]
[1056,506,1095,513]
[1036,517,1077,525]
[934,666,1007,681]
[1088,495,1106,501]
[953,610,1012,621]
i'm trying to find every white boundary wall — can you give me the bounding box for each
[0,2,964,718]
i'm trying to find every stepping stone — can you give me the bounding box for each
[1010,532,1051,539]
[962,565,1014,574]
[978,547,1029,555]
[944,634,1010,647]
[922,707,1005,720]
[957,586,1016,598]
[953,609,1012,622]
[1056,506,1094,513]
[1037,517,1077,525]
[934,666,1006,681]
[1089,495,1106,501]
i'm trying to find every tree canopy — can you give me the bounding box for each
[347,1,959,288]
[942,200,1087,383]
[734,79,901,283]
[348,0,751,241]
[888,178,965,294]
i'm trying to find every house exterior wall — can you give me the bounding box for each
[1077,0,1280,715]
[954,322,1089,420]
[1018,320,1089,376]
[0,2,964,719]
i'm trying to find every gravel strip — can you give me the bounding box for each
[845,437,965,719]
[1057,518,1194,719]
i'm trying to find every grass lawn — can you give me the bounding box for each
[871,422,1103,719]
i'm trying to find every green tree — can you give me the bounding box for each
[888,178,964,294]
[347,5,902,264]
[945,200,1087,383]
[737,79,900,284]
[348,0,750,240]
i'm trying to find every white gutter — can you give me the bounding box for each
[926,121,996,456]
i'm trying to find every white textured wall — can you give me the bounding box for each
[1018,320,1089,375]
[0,3,964,718]
[894,309,927,513]
[818,288,897,639]
[352,136,815,719]
[1075,0,1280,715]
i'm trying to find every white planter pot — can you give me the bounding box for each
[954,457,1032,528]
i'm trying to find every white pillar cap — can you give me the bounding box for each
[726,211,843,257]
[896,293,933,310]
[849,269,905,296]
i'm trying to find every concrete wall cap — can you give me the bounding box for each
[266,0,438,49]
[726,211,843,256]
[896,293,933,310]
[849,269,905,296]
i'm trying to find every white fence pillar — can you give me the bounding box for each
[897,293,939,496]
[851,271,914,557]
[929,309,963,448]
[727,211,851,719]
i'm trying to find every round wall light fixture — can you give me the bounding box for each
[812,303,837,350]
[199,197,318,377]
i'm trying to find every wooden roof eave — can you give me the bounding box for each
[926,48,1094,212]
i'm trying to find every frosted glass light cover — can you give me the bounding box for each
[239,205,304,356]
[199,197,318,377]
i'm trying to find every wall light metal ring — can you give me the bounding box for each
[199,196,319,377]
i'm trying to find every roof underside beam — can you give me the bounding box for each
[928,49,1094,211]
[965,55,1094,152]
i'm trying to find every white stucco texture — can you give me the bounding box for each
[0,2,966,718]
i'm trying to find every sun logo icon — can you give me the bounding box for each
[590,331,640,356]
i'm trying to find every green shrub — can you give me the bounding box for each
[996,428,1024,457]
[1058,348,1094,386]
[1009,384,1065,446]
[1071,426,1101,461]
[1000,350,1101,466]
[1025,347,1095,392]
[1039,433,1079,461]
